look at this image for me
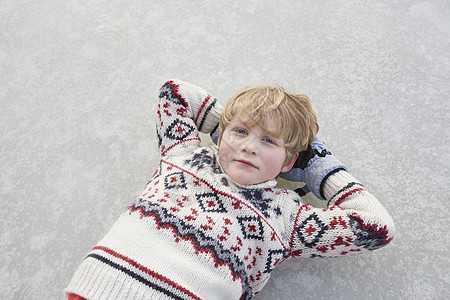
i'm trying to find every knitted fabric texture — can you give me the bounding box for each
[65,80,395,300]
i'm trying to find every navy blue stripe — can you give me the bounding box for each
[319,168,347,199]
[327,181,365,206]
[198,97,217,131]
[87,253,185,300]
[130,201,252,299]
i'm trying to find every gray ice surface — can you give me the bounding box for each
[1,0,449,299]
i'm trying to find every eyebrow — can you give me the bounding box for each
[264,129,282,139]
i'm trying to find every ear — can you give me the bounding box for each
[217,134,222,149]
[280,153,299,173]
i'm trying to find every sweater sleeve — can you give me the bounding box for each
[288,170,395,257]
[156,80,222,157]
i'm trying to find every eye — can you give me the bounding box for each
[263,137,276,144]
[234,128,247,135]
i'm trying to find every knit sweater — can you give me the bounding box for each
[65,80,395,300]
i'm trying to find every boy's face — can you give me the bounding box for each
[218,112,297,185]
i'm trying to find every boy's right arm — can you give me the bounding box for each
[156,80,221,157]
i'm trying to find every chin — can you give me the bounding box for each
[231,175,256,186]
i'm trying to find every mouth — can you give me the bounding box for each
[235,159,258,169]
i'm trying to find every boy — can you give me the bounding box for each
[65,80,395,300]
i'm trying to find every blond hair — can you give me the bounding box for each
[219,84,319,163]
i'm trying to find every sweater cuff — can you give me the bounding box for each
[322,170,361,203]
[201,103,222,134]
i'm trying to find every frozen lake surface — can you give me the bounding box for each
[1,0,449,299]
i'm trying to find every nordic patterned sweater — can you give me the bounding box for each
[65,80,395,300]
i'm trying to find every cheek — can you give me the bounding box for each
[219,133,237,154]
[218,135,233,160]
[263,149,287,171]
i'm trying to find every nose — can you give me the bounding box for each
[241,136,258,155]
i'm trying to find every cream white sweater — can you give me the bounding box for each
[65,80,395,300]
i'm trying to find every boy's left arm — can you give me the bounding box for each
[288,169,395,257]
[283,137,396,257]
